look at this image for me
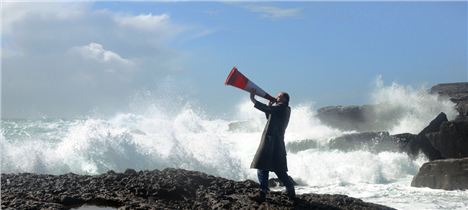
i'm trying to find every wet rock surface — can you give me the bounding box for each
[317,105,385,132]
[400,112,447,161]
[1,168,394,210]
[411,157,468,190]
[426,120,468,159]
[287,113,460,160]
[328,131,401,153]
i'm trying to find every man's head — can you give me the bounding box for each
[276,92,290,105]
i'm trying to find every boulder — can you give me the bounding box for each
[390,113,448,160]
[426,120,468,158]
[411,157,468,190]
[416,112,447,160]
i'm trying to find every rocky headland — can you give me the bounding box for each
[1,168,394,210]
[317,83,468,132]
[316,82,468,190]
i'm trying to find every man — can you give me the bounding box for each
[249,89,295,202]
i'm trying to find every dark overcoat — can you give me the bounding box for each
[250,101,291,172]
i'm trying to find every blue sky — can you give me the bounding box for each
[2,2,467,118]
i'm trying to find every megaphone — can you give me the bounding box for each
[224,66,276,102]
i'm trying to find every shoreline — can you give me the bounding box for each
[1,168,394,210]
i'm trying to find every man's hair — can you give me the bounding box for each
[281,92,290,104]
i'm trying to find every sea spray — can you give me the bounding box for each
[371,77,457,134]
[0,101,434,184]
[1,80,464,209]
[1,80,456,180]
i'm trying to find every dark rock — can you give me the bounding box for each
[391,133,419,156]
[60,196,84,206]
[1,168,394,210]
[124,169,137,176]
[411,157,468,190]
[316,105,405,132]
[286,139,320,153]
[419,112,448,135]
[288,132,411,154]
[406,135,442,161]
[414,113,446,160]
[426,120,468,158]
[317,105,377,131]
[394,113,446,160]
[328,131,401,153]
[430,82,468,120]
[107,170,116,174]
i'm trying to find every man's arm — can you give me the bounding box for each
[250,89,281,115]
[250,89,258,104]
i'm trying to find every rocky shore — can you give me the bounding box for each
[317,82,468,131]
[316,82,468,191]
[1,168,393,210]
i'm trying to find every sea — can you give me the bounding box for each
[2,82,467,210]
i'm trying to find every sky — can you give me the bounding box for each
[1,1,467,119]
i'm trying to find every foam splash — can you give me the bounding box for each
[0,79,455,187]
[288,150,422,186]
[371,77,457,134]
[0,102,422,186]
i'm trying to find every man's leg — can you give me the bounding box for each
[274,171,296,199]
[257,169,270,193]
[250,169,269,202]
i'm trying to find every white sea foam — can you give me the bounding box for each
[371,77,457,134]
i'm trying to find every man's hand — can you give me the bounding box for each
[250,89,257,103]
[268,100,275,106]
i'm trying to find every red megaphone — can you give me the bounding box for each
[224,67,276,102]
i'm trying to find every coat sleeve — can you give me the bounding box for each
[254,101,282,116]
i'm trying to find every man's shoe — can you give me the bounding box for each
[287,190,296,200]
[249,191,266,203]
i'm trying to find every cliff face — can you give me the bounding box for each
[1,168,394,210]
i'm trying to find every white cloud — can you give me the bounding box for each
[112,13,184,42]
[244,4,302,19]
[71,42,133,66]
[115,13,169,31]
[1,2,198,118]
[2,2,87,33]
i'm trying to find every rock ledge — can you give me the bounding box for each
[1,168,394,210]
[411,158,468,190]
